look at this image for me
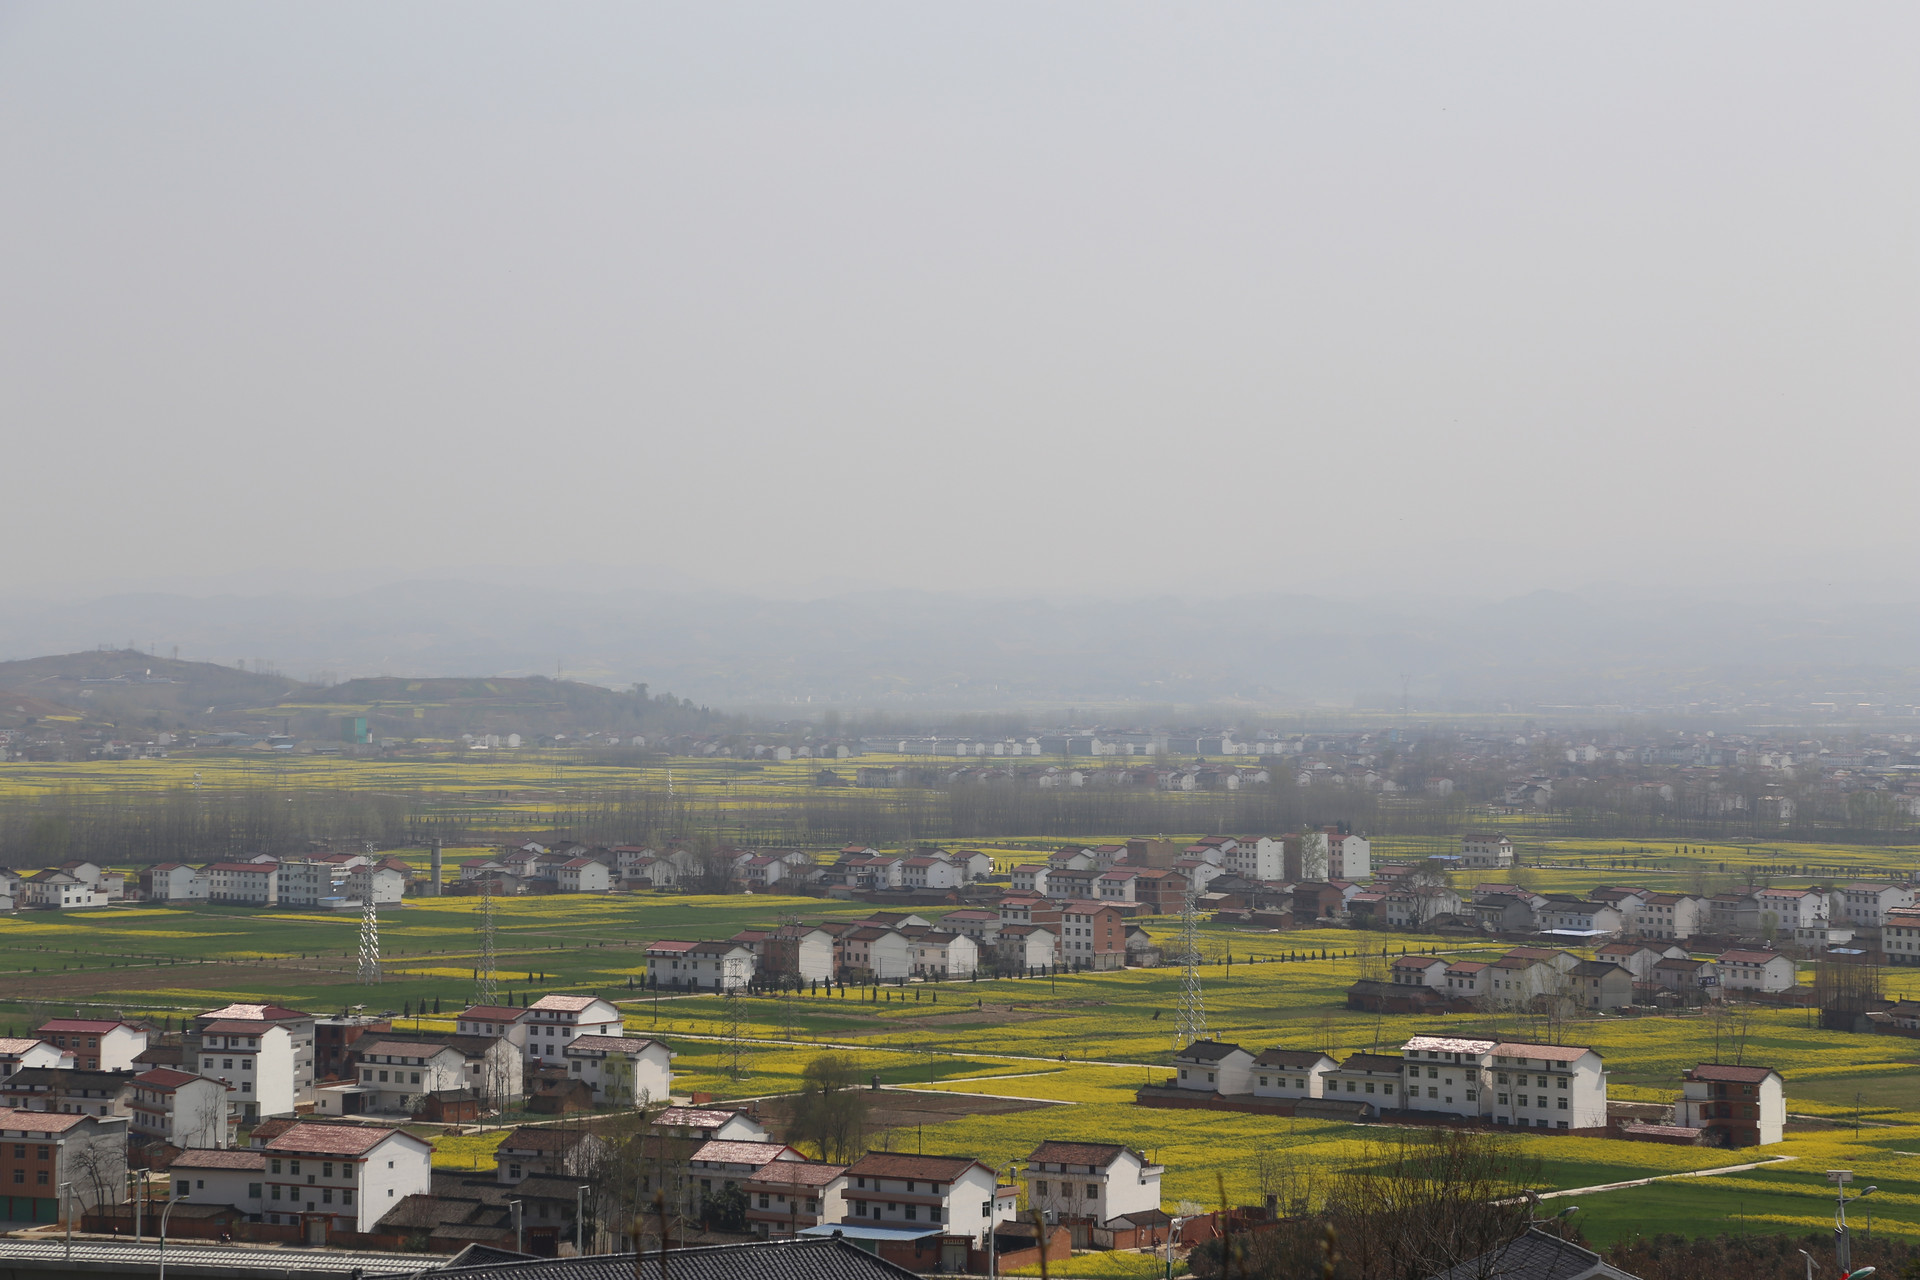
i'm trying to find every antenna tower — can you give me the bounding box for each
[357,894,382,985]
[1174,882,1208,1046]
[473,882,500,1007]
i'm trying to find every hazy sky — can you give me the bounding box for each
[3,3,1916,600]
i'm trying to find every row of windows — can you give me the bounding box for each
[9,1145,52,1159]
[267,1159,354,1179]
[9,1169,51,1185]
[851,1201,944,1222]
[1032,1182,1099,1198]
[364,1070,424,1085]
[1257,1076,1310,1089]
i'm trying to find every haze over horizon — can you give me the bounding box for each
[5,2,1917,606]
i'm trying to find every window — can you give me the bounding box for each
[249,1183,262,1199]
[1557,1098,1568,1110]
[1087,1185,1099,1199]
[1036,1181,1049,1196]
[1427,1087,1438,1099]
[36,1146,49,1161]
[37,1170,49,1186]
[272,1186,281,1200]
[291,1161,301,1175]
[271,1160,281,1174]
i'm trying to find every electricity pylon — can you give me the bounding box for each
[1174,883,1208,1046]
[357,894,382,985]
[473,882,500,1007]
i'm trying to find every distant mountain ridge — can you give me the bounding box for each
[3,582,1920,713]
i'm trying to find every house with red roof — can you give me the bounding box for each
[258,1121,433,1235]
[130,1068,232,1149]
[35,1018,147,1072]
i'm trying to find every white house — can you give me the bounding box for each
[1756,887,1828,938]
[261,1122,433,1235]
[141,863,210,902]
[524,995,624,1068]
[1251,1049,1337,1099]
[909,932,978,978]
[348,863,409,905]
[455,1004,532,1053]
[1011,865,1051,896]
[130,1068,232,1149]
[1390,956,1449,989]
[995,924,1057,974]
[349,1038,469,1113]
[21,870,105,910]
[840,928,912,981]
[840,1152,1016,1243]
[1172,1041,1254,1095]
[1539,899,1624,939]
[1886,907,1920,965]
[555,858,612,893]
[1677,1063,1785,1146]
[0,1039,71,1079]
[169,1148,266,1217]
[1399,1035,1608,1130]
[1841,883,1915,929]
[196,1020,296,1122]
[1459,834,1515,868]
[35,1018,148,1072]
[205,862,278,906]
[1716,949,1799,993]
[900,856,964,891]
[1023,1140,1163,1227]
[1638,893,1707,940]
[563,1035,673,1106]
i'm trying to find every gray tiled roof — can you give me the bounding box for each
[426,1237,924,1280]
[1426,1228,1641,1280]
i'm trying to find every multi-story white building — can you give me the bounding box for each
[746,1160,848,1238]
[1539,898,1624,939]
[523,995,624,1069]
[130,1068,232,1149]
[20,870,104,910]
[555,858,611,893]
[1716,949,1799,993]
[0,1110,129,1216]
[1886,907,1920,965]
[1459,834,1515,868]
[260,1122,433,1236]
[909,932,979,978]
[192,1003,316,1109]
[1637,893,1707,940]
[1676,1063,1785,1146]
[196,1021,296,1122]
[169,1147,267,1217]
[1399,1035,1608,1130]
[348,863,409,905]
[348,1038,469,1112]
[1173,1041,1254,1094]
[562,1034,673,1106]
[35,1019,148,1072]
[455,1004,530,1053]
[1840,883,1914,929]
[1250,1049,1337,1099]
[1756,887,1828,938]
[140,863,209,902]
[841,1152,1016,1243]
[1023,1140,1162,1227]
[205,862,279,905]
[1011,865,1051,896]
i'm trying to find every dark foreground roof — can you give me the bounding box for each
[427,1237,924,1280]
[1426,1228,1641,1280]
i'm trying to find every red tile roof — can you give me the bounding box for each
[170,1149,267,1170]
[36,1019,133,1034]
[1686,1064,1780,1083]
[134,1068,205,1089]
[691,1140,798,1166]
[0,1109,88,1133]
[844,1152,991,1181]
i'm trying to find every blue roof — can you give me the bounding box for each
[799,1225,942,1243]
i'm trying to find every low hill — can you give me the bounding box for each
[0,650,305,732]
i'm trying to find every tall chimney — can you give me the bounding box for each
[431,839,444,896]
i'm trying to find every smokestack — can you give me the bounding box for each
[431,839,443,896]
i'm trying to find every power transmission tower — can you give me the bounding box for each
[721,954,754,1080]
[473,882,500,1007]
[1174,883,1208,1046]
[357,894,381,985]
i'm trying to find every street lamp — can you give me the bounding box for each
[577,1185,591,1256]
[1165,1215,1188,1280]
[157,1194,182,1280]
[509,1199,524,1255]
[60,1181,75,1260]
[1829,1170,1876,1274]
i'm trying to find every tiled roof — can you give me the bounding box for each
[0,1109,87,1133]
[1337,1053,1404,1073]
[1427,1227,1623,1280]
[747,1161,847,1187]
[565,1037,662,1055]
[1493,1043,1592,1063]
[1719,950,1791,964]
[691,1140,797,1166]
[1686,1063,1780,1083]
[0,1039,50,1054]
[1175,1040,1245,1062]
[1403,1035,1496,1054]
[1027,1141,1132,1167]
[36,1019,130,1034]
[201,1020,290,1036]
[266,1122,414,1156]
[134,1068,205,1089]
[357,1040,464,1060]
[1252,1048,1333,1069]
[462,1006,528,1021]
[199,1003,307,1022]
[843,1152,989,1181]
[529,995,603,1012]
[427,1236,925,1280]
[171,1148,267,1170]
[654,1107,752,1129]
[499,1127,594,1153]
